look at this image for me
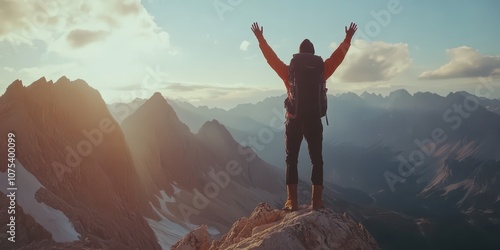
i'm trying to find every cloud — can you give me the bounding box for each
[164,83,254,93]
[0,0,60,46]
[0,1,171,54]
[418,46,500,80]
[160,82,282,100]
[104,82,285,109]
[0,0,177,89]
[107,83,149,91]
[98,82,283,108]
[0,1,22,35]
[336,40,412,82]
[240,40,250,51]
[114,1,141,16]
[376,83,392,88]
[66,29,109,48]
[3,67,14,72]
[109,82,266,95]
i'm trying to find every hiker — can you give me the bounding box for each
[251,22,357,210]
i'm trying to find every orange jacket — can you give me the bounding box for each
[257,37,351,91]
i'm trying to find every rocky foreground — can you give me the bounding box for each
[172,203,379,250]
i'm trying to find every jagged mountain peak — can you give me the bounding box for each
[133,92,170,116]
[338,91,361,99]
[142,92,169,109]
[1,77,109,121]
[229,95,286,114]
[54,77,90,89]
[54,75,70,84]
[412,91,446,107]
[456,90,474,97]
[151,91,164,100]
[132,97,146,103]
[3,79,25,97]
[123,92,191,136]
[413,91,441,98]
[360,91,383,98]
[136,92,182,122]
[360,91,385,104]
[15,76,99,98]
[27,76,51,89]
[389,89,412,98]
[444,91,471,104]
[335,92,366,106]
[197,119,236,146]
[445,91,462,98]
[360,91,373,98]
[199,119,225,132]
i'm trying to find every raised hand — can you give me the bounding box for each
[251,22,264,40]
[345,22,358,39]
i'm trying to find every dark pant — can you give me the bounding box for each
[285,116,323,185]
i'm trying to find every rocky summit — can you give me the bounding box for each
[172,202,379,250]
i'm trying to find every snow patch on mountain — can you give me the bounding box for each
[146,202,220,249]
[0,160,80,242]
[146,204,191,249]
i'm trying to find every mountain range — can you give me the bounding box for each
[1,77,499,249]
[110,87,500,249]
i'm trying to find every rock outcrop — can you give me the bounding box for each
[172,203,379,250]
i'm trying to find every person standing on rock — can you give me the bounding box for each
[251,22,357,210]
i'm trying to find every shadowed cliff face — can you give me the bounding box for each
[172,202,379,250]
[0,77,160,249]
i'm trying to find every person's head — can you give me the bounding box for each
[299,39,315,54]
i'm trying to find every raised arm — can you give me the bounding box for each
[251,22,290,89]
[324,22,358,80]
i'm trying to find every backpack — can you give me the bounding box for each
[285,53,329,124]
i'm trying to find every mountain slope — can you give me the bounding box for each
[0,77,160,249]
[120,92,285,238]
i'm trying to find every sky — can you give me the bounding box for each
[1,0,500,109]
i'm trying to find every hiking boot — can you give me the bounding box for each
[283,184,298,211]
[311,185,324,210]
